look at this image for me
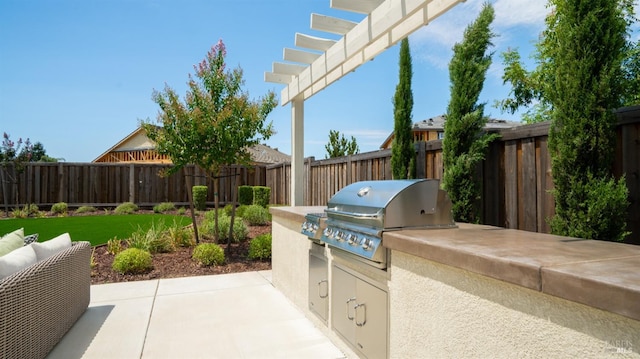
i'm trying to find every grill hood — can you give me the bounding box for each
[325,179,455,230]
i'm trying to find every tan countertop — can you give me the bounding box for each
[385,224,640,321]
[270,206,640,321]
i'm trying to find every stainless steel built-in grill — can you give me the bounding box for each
[321,179,456,268]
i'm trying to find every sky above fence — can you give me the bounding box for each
[1,0,638,163]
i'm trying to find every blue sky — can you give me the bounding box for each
[0,0,637,162]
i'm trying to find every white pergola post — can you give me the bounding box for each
[291,97,305,206]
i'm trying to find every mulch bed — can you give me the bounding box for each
[90,212,272,285]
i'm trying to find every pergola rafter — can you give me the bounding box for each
[265,0,464,205]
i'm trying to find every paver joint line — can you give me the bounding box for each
[139,280,160,358]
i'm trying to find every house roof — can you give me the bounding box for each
[380,115,522,148]
[93,127,290,165]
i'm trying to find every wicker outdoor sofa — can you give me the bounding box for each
[0,241,91,359]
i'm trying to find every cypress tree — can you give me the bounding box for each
[443,3,498,223]
[391,38,415,179]
[546,0,631,241]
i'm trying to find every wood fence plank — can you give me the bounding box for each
[504,140,518,229]
[522,138,537,232]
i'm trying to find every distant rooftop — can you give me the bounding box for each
[412,115,521,131]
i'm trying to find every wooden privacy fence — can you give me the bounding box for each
[0,163,266,209]
[267,109,640,244]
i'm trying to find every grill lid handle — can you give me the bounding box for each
[325,208,381,220]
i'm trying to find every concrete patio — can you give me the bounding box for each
[46,271,346,359]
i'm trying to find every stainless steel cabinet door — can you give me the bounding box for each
[331,265,357,344]
[354,278,388,359]
[309,252,329,322]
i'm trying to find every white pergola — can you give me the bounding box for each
[265,0,464,205]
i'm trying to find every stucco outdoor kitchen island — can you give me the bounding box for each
[270,206,640,359]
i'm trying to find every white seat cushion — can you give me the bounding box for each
[0,244,37,280]
[31,233,72,261]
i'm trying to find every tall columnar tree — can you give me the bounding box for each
[143,39,277,249]
[543,0,631,241]
[498,3,639,123]
[325,130,359,158]
[442,3,498,223]
[391,38,416,179]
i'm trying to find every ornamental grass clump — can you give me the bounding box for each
[127,221,174,253]
[153,202,176,213]
[248,233,272,260]
[75,205,97,214]
[200,212,248,243]
[114,202,138,215]
[192,243,225,266]
[51,202,68,216]
[112,248,153,274]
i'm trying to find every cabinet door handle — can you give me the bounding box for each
[346,297,357,320]
[318,279,328,298]
[355,303,367,327]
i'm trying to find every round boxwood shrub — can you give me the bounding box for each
[248,233,272,260]
[192,243,225,266]
[112,248,153,274]
[242,204,270,226]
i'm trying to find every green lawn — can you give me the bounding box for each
[0,215,192,246]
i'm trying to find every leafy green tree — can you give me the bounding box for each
[25,142,57,162]
[391,38,416,179]
[442,3,498,223]
[325,130,359,158]
[143,39,277,250]
[498,3,639,122]
[543,0,631,241]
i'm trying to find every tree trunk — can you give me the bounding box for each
[185,167,200,243]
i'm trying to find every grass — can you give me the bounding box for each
[0,214,192,246]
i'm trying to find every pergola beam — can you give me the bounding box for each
[330,0,385,14]
[283,48,322,64]
[273,62,307,75]
[271,0,465,105]
[295,33,336,51]
[310,13,358,35]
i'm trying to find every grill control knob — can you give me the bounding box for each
[323,228,333,238]
[336,231,345,241]
[362,238,374,251]
[348,234,358,246]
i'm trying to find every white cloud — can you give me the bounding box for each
[493,0,548,29]
[410,0,548,68]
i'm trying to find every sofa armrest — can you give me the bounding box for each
[0,241,91,359]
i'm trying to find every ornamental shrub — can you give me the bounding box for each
[192,186,208,211]
[236,205,249,218]
[153,202,175,213]
[76,205,97,214]
[242,205,270,226]
[114,202,138,215]
[252,186,271,208]
[112,248,153,274]
[51,202,68,215]
[192,243,225,266]
[200,212,248,243]
[248,233,272,260]
[238,186,253,205]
